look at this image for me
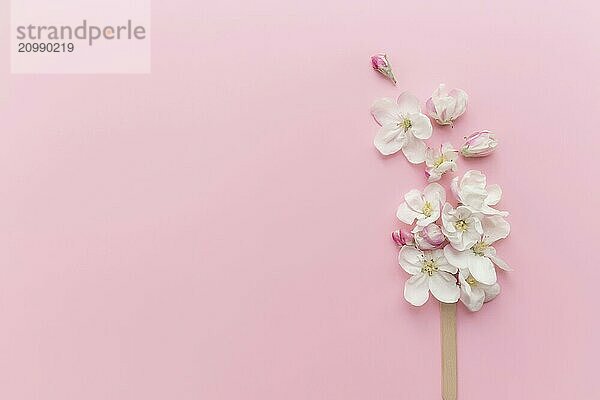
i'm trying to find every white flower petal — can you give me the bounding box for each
[460,283,485,312]
[423,182,446,205]
[408,113,433,140]
[397,202,420,224]
[417,213,440,227]
[428,249,446,263]
[457,174,487,209]
[425,147,436,166]
[426,169,442,183]
[441,142,458,158]
[401,135,427,164]
[439,161,456,174]
[482,282,501,302]
[482,215,510,243]
[486,247,512,271]
[436,257,457,274]
[449,88,468,118]
[434,96,456,124]
[404,273,430,306]
[460,229,481,251]
[450,176,460,200]
[404,189,425,211]
[485,184,502,206]
[433,83,450,97]
[458,267,471,280]
[441,203,456,232]
[472,215,484,234]
[447,236,467,252]
[461,170,487,189]
[455,206,473,220]
[480,205,509,217]
[443,244,466,269]
[374,125,405,155]
[467,254,497,285]
[429,272,459,303]
[396,92,421,114]
[398,246,423,274]
[371,98,401,126]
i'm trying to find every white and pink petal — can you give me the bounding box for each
[404,273,430,306]
[429,272,460,303]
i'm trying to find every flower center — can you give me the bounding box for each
[400,117,412,132]
[433,155,446,168]
[421,259,438,276]
[466,276,477,286]
[422,201,433,217]
[472,241,489,256]
[454,219,469,232]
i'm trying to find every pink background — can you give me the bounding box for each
[1,0,599,399]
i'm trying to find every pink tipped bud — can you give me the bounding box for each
[414,223,446,250]
[392,229,414,246]
[371,53,397,85]
[460,130,498,157]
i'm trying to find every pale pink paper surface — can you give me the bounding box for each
[0,0,599,399]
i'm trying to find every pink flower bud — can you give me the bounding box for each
[392,229,414,246]
[414,223,446,250]
[460,130,498,157]
[371,53,397,85]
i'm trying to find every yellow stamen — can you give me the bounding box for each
[401,118,412,132]
[433,155,446,168]
[466,276,477,285]
[472,241,489,256]
[421,259,438,276]
[422,202,433,218]
[454,219,468,232]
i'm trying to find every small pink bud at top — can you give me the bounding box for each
[371,53,397,85]
[371,55,386,69]
[392,229,414,246]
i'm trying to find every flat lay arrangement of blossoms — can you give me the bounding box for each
[370,52,511,398]
[371,82,509,311]
[371,87,498,167]
[393,171,510,311]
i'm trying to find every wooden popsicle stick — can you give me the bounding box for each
[440,302,457,400]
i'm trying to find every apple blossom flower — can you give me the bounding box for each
[413,223,446,250]
[458,269,500,312]
[451,170,508,216]
[399,246,459,306]
[460,130,498,157]
[371,53,397,84]
[392,229,414,246]
[371,92,433,163]
[441,203,483,251]
[396,183,446,227]
[425,84,468,126]
[444,215,511,285]
[425,143,458,182]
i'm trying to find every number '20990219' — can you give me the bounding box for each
[18,42,74,53]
